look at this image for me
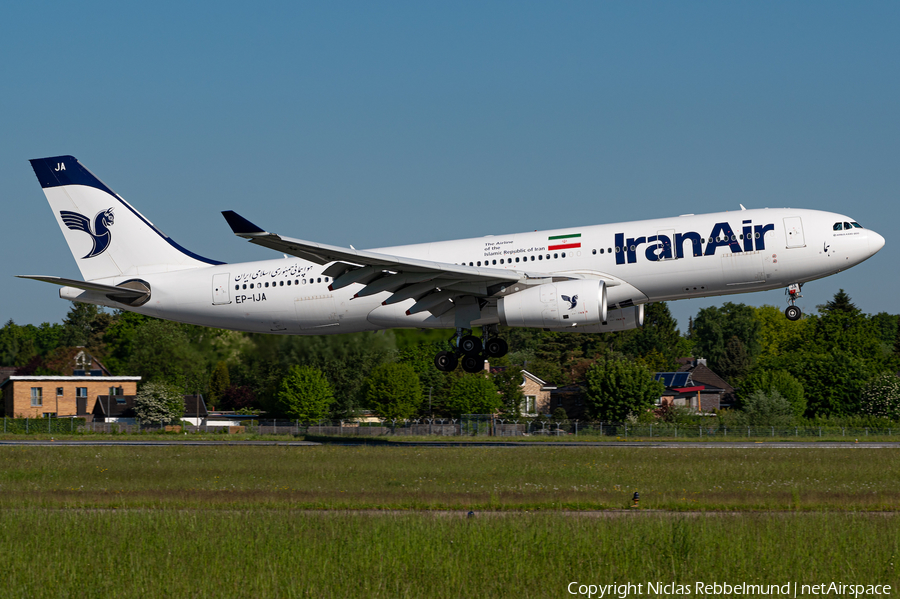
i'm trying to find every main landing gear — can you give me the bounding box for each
[785,283,803,321]
[434,325,509,373]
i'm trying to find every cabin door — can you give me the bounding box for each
[784,217,806,248]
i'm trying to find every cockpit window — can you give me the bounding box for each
[843,222,852,230]
[851,222,863,229]
[833,223,842,231]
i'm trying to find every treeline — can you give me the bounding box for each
[2,290,899,423]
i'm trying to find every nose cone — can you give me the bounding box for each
[869,230,886,255]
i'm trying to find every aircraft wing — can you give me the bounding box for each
[222,211,551,315]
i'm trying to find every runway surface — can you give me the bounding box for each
[1,439,899,448]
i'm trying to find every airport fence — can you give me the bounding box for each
[3,415,899,440]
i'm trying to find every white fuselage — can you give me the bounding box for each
[63,207,883,334]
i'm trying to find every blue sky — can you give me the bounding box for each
[2,1,897,330]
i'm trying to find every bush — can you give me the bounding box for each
[859,373,900,420]
[739,369,806,417]
[445,375,501,417]
[742,390,794,427]
[583,359,665,421]
[134,382,185,425]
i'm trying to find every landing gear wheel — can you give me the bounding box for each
[458,335,482,355]
[785,305,802,321]
[434,351,459,372]
[461,354,485,373]
[485,338,508,358]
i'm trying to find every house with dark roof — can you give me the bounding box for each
[655,358,736,412]
[487,364,557,415]
[91,394,208,424]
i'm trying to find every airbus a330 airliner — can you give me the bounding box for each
[22,155,885,372]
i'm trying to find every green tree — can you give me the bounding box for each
[396,341,455,417]
[133,381,185,424]
[274,365,335,421]
[363,362,423,420]
[492,367,525,417]
[62,303,112,350]
[752,305,810,358]
[208,361,231,409]
[763,350,870,416]
[859,373,900,420]
[620,302,684,368]
[445,375,501,416]
[717,336,752,385]
[739,369,806,418]
[741,390,794,427]
[822,289,859,315]
[127,320,207,392]
[582,359,665,421]
[256,332,395,419]
[102,311,152,374]
[692,303,761,373]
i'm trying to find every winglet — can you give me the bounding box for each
[221,211,267,236]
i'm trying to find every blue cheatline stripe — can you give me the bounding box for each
[29,156,225,266]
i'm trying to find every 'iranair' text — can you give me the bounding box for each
[615,220,775,265]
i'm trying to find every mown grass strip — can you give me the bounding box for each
[1,445,898,511]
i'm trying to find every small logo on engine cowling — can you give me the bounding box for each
[562,294,578,310]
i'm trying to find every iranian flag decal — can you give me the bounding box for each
[548,233,581,251]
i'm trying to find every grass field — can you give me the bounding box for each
[1,511,897,598]
[2,445,897,597]
[1,445,899,511]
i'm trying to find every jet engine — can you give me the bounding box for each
[571,304,644,333]
[498,280,607,329]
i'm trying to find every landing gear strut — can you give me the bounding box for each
[432,325,509,372]
[785,284,803,321]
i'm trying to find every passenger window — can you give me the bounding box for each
[537,255,542,260]
[500,259,504,264]
[515,257,520,262]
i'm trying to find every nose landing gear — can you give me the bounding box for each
[785,284,803,321]
[433,325,509,372]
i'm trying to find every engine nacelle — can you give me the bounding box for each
[498,280,607,329]
[570,305,644,333]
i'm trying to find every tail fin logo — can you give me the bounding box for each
[59,208,115,258]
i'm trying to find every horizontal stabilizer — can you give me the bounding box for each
[17,275,147,297]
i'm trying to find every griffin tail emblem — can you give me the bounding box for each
[561,294,578,310]
[59,208,115,258]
